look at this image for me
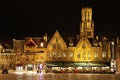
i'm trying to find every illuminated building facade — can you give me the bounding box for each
[13,37,47,71]
[0,7,117,73]
[116,37,120,72]
[45,7,113,73]
[0,47,15,70]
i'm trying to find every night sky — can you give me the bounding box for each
[0,0,120,41]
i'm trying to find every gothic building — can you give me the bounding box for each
[0,7,117,73]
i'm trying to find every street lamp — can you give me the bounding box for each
[111,41,116,73]
[111,42,114,60]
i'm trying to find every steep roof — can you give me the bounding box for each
[47,30,67,49]
[25,38,37,47]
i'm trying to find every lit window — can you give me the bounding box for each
[102,52,106,58]
[82,52,86,60]
[52,51,56,57]
[69,40,74,46]
[63,51,66,57]
[94,52,98,58]
[69,52,73,58]
[58,51,61,57]
[88,52,90,59]
[40,42,44,47]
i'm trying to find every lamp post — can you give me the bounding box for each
[111,41,116,73]
[111,42,114,60]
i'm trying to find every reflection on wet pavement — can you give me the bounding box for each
[0,72,120,80]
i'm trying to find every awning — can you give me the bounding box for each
[74,62,110,67]
[46,61,75,67]
[46,61,110,67]
[74,62,86,67]
[46,62,63,67]
[63,62,75,67]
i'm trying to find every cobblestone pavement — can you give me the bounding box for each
[0,72,120,80]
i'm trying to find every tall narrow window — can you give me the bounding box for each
[52,51,56,58]
[63,51,66,57]
[102,52,106,58]
[87,32,91,36]
[94,52,98,58]
[69,52,73,58]
[82,44,85,48]
[57,44,61,49]
[47,51,50,57]
[84,12,87,21]
[82,52,86,60]
[58,51,61,57]
[52,44,56,49]
[87,12,90,21]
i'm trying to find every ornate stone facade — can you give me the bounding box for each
[0,7,117,73]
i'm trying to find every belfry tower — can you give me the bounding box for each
[80,7,94,38]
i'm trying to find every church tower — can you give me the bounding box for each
[80,7,94,38]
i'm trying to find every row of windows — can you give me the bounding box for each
[47,51,107,59]
[77,52,107,59]
[0,56,15,59]
[0,53,15,55]
[4,52,107,60]
[17,57,35,61]
[47,51,67,58]
[52,44,61,49]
